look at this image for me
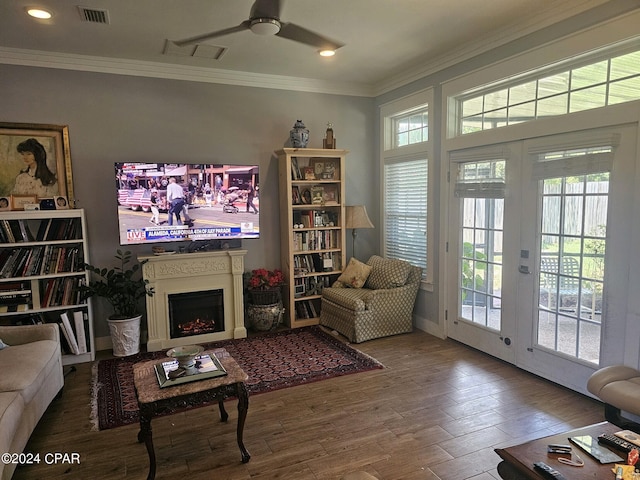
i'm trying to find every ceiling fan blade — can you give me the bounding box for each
[250,0,281,20]
[276,22,344,51]
[174,22,251,47]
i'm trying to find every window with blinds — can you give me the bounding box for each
[384,158,428,275]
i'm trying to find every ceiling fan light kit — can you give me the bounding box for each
[250,18,281,35]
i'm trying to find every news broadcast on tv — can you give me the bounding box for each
[115,162,260,246]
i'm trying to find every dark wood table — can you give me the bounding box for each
[495,422,626,479]
[132,348,250,480]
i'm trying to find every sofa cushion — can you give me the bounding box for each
[322,287,373,312]
[0,339,8,349]
[365,255,412,290]
[0,392,24,461]
[336,258,372,288]
[0,339,59,404]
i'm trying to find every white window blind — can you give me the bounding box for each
[384,158,428,274]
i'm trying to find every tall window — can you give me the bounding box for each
[384,158,428,272]
[380,89,432,283]
[456,46,640,135]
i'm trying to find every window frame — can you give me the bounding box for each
[380,88,434,289]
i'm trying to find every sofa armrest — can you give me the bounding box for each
[362,281,420,313]
[0,324,59,346]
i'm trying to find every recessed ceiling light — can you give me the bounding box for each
[26,8,53,19]
[319,49,336,57]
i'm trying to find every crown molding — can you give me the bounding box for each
[0,47,376,98]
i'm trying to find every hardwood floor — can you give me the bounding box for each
[13,329,605,479]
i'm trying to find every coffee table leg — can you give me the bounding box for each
[138,410,156,480]
[218,399,229,422]
[236,382,250,463]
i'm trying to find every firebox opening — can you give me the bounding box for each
[168,289,224,339]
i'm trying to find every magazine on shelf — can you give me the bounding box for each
[154,353,227,388]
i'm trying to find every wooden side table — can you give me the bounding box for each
[132,348,250,480]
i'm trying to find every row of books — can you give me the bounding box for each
[293,229,339,252]
[6,309,90,356]
[295,299,320,319]
[0,245,84,278]
[293,252,341,275]
[0,218,81,244]
[39,276,86,308]
[0,280,32,312]
[58,310,89,355]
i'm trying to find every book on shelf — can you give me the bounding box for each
[59,311,80,355]
[154,353,227,388]
[17,220,34,242]
[35,219,52,241]
[0,304,30,313]
[72,310,88,354]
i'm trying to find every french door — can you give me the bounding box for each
[446,126,636,393]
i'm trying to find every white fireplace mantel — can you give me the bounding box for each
[140,249,248,352]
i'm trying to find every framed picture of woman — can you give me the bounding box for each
[0,123,74,205]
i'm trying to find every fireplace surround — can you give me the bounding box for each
[140,250,248,352]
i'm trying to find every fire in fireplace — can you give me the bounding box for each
[168,289,224,339]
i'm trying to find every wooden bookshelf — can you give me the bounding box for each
[277,148,347,328]
[0,209,95,365]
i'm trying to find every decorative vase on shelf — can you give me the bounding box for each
[290,120,309,148]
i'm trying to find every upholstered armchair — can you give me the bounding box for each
[320,255,422,343]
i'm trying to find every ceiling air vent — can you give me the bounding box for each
[77,6,110,24]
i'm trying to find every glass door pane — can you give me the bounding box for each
[536,173,608,363]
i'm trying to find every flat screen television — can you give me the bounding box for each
[115,162,259,246]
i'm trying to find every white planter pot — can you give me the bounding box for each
[107,315,142,357]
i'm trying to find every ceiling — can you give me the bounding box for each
[0,0,616,96]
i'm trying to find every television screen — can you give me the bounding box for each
[115,162,259,245]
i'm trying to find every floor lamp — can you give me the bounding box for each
[345,205,374,260]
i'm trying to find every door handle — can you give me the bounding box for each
[518,265,531,274]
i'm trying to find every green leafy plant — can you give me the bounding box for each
[461,242,486,303]
[80,249,154,319]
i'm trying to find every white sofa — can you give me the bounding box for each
[0,324,64,480]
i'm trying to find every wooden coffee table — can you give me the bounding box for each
[132,348,250,480]
[495,422,627,479]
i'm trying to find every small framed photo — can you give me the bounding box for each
[11,194,37,210]
[312,159,338,179]
[0,197,10,211]
[300,188,312,204]
[303,166,315,180]
[39,198,56,210]
[54,195,69,209]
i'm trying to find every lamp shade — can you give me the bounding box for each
[345,205,374,230]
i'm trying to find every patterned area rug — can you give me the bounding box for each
[90,326,383,431]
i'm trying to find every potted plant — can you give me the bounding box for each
[80,249,154,356]
[246,268,285,305]
[245,268,285,331]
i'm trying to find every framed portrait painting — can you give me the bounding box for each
[0,123,74,204]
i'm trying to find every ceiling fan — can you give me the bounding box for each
[173,0,344,53]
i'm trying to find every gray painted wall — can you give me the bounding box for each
[0,64,376,337]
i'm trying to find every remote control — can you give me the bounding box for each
[598,433,639,453]
[533,461,567,480]
[615,430,640,447]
